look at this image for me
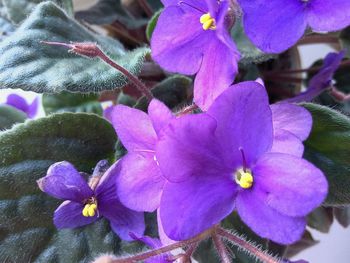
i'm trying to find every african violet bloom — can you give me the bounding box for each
[151,0,240,110]
[5,94,38,118]
[156,81,328,244]
[239,0,350,53]
[285,51,344,103]
[111,99,173,212]
[37,160,145,241]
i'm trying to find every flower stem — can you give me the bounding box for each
[111,229,213,263]
[176,104,199,116]
[217,227,280,263]
[212,233,231,263]
[137,0,153,17]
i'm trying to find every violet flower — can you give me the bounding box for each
[151,0,240,110]
[37,160,145,241]
[5,94,38,118]
[156,81,328,244]
[285,51,345,103]
[111,99,173,212]
[239,0,350,53]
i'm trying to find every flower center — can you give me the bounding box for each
[235,168,254,189]
[200,13,216,30]
[82,197,98,217]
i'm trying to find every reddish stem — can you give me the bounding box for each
[212,233,231,263]
[176,104,199,116]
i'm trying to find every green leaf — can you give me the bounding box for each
[285,231,319,258]
[0,2,149,94]
[334,206,350,228]
[42,91,103,115]
[302,103,350,206]
[0,105,26,130]
[146,9,161,41]
[75,0,147,28]
[0,113,120,262]
[231,20,276,65]
[135,75,190,111]
[340,26,350,57]
[307,207,334,233]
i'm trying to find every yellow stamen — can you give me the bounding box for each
[82,203,98,217]
[200,13,216,30]
[235,169,254,189]
[82,204,90,217]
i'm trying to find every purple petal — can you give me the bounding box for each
[307,0,350,32]
[6,94,29,113]
[157,209,176,246]
[117,153,165,212]
[103,105,114,123]
[27,97,39,118]
[130,233,162,249]
[111,105,157,152]
[96,162,145,241]
[253,153,328,217]
[239,0,307,53]
[194,37,239,111]
[285,51,344,103]
[236,189,306,245]
[156,113,227,182]
[148,99,174,136]
[271,129,304,157]
[37,161,93,202]
[270,103,312,141]
[160,176,236,240]
[151,5,205,75]
[207,81,273,168]
[54,201,97,229]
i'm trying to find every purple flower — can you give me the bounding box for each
[5,94,38,118]
[37,160,145,241]
[151,0,240,110]
[239,0,350,53]
[156,81,328,244]
[111,99,173,212]
[285,51,345,103]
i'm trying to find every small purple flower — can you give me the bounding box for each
[156,81,328,244]
[239,0,350,53]
[151,0,240,110]
[5,94,38,118]
[111,99,173,212]
[285,51,344,103]
[37,160,145,241]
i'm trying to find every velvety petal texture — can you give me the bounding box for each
[148,99,174,136]
[271,129,304,157]
[37,161,93,202]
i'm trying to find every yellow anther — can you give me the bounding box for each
[200,13,216,30]
[82,203,98,217]
[235,169,254,189]
[82,204,90,217]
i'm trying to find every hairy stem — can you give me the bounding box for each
[212,233,231,263]
[176,104,199,116]
[217,227,280,263]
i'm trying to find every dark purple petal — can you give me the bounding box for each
[236,189,306,245]
[148,99,174,136]
[285,51,344,103]
[207,81,273,168]
[5,94,29,113]
[271,103,312,141]
[96,162,145,241]
[253,153,328,217]
[160,176,236,240]
[117,153,165,212]
[194,37,239,110]
[130,233,162,249]
[156,113,227,182]
[307,0,350,31]
[239,0,307,53]
[54,200,97,229]
[37,161,93,202]
[27,97,39,118]
[151,5,205,75]
[111,105,157,152]
[271,129,304,157]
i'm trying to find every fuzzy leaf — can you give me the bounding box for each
[0,105,26,130]
[0,113,120,262]
[42,91,103,115]
[302,103,350,206]
[0,15,14,40]
[307,207,333,233]
[2,0,74,23]
[0,2,149,94]
[334,207,350,228]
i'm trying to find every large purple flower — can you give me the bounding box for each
[285,51,344,103]
[37,160,145,241]
[151,0,240,110]
[5,94,38,118]
[156,81,328,244]
[239,0,350,53]
[111,99,173,212]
